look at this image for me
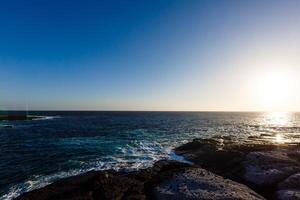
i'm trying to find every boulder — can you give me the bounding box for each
[276,190,300,200]
[276,173,300,200]
[243,151,299,186]
[154,168,265,200]
[278,173,300,189]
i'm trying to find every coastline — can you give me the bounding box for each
[0,115,43,121]
[14,134,300,200]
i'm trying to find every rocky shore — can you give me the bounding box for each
[16,134,300,200]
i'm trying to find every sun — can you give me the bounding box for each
[253,69,296,111]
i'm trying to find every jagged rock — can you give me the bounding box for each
[175,135,300,199]
[243,151,299,186]
[15,171,101,200]
[15,160,191,200]
[174,137,247,179]
[154,168,265,200]
[276,190,300,200]
[278,173,300,189]
[276,173,300,200]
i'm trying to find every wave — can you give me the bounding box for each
[32,115,60,121]
[0,169,87,200]
[1,138,189,200]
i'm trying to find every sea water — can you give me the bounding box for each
[1,111,300,199]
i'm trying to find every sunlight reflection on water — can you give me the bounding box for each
[260,112,297,144]
[263,112,292,127]
[274,134,285,144]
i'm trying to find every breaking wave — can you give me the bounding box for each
[1,138,189,200]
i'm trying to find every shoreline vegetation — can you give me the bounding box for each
[15,134,300,200]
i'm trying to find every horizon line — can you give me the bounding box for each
[0,110,299,113]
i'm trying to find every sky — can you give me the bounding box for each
[1,0,300,111]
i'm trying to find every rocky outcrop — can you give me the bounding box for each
[175,135,300,199]
[154,168,264,200]
[276,173,300,200]
[15,160,263,200]
[15,160,190,200]
[0,115,42,121]
[243,151,299,186]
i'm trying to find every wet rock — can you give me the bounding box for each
[16,169,148,200]
[154,168,265,200]
[15,171,101,200]
[175,137,246,179]
[15,160,191,200]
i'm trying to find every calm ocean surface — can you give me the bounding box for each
[1,111,300,199]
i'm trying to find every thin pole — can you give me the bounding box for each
[26,104,29,117]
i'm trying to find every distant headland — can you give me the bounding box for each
[0,115,42,121]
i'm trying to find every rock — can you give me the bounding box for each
[175,136,300,199]
[154,168,265,200]
[276,190,300,200]
[151,160,190,173]
[175,137,247,180]
[278,173,300,189]
[176,137,241,163]
[15,171,101,200]
[276,174,300,200]
[0,115,42,121]
[15,169,148,200]
[15,160,191,200]
[287,150,300,162]
[243,151,299,186]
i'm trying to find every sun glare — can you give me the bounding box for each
[275,134,285,144]
[253,69,296,111]
[263,111,291,126]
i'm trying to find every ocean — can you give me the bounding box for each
[1,111,300,199]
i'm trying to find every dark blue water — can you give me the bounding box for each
[1,111,300,199]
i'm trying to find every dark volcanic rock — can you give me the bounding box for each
[276,190,300,200]
[175,137,247,179]
[15,160,191,200]
[0,115,42,121]
[15,171,102,200]
[15,160,264,200]
[243,151,299,186]
[276,173,300,200]
[278,173,300,189]
[154,168,265,200]
[175,135,300,199]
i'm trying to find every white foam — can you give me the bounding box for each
[32,116,60,120]
[0,169,87,200]
[1,134,192,200]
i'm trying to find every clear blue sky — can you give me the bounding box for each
[1,0,300,111]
